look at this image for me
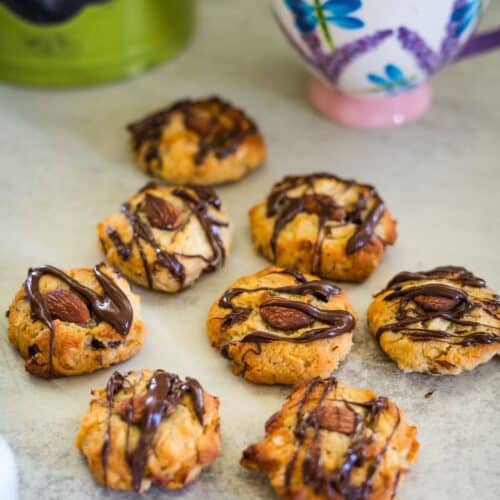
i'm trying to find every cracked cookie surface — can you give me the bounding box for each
[241,377,419,500]
[367,266,500,374]
[98,182,232,293]
[7,264,145,378]
[249,173,397,282]
[76,369,221,492]
[207,267,356,384]
[127,96,266,185]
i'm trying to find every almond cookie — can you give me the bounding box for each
[98,182,231,292]
[7,264,145,378]
[127,96,266,185]
[249,173,397,282]
[241,376,419,499]
[367,266,500,374]
[207,267,356,384]
[76,369,221,492]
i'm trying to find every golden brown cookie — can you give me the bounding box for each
[207,267,356,384]
[127,96,266,185]
[241,376,419,500]
[76,369,221,492]
[249,173,397,282]
[367,266,500,375]
[98,182,232,293]
[7,264,145,378]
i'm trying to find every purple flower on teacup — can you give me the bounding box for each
[284,0,364,49]
[367,64,416,95]
[450,0,482,37]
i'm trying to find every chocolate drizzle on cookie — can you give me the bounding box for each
[252,377,402,499]
[384,266,486,289]
[24,264,133,377]
[101,371,127,486]
[102,370,205,492]
[240,298,355,345]
[127,96,258,167]
[106,183,228,289]
[346,199,386,254]
[265,174,386,269]
[218,269,354,354]
[375,266,500,347]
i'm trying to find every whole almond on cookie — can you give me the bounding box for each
[45,289,90,324]
[116,396,147,424]
[144,193,183,230]
[303,194,345,221]
[260,303,314,331]
[311,405,358,435]
[185,111,213,134]
[414,295,460,312]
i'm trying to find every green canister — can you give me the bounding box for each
[0,0,195,87]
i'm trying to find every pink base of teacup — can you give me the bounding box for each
[308,76,432,128]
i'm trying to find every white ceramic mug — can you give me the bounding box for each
[272,0,500,126]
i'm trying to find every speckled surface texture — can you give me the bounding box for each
[1,1,499,499]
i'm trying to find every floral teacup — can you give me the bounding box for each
[272,0,500,126]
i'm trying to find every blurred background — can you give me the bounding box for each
[0,2,499,500]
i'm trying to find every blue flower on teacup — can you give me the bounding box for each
[367,64,416,95]
[450,0,482,37]
[284,0,364,48]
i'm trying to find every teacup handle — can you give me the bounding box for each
[455,27,500,59]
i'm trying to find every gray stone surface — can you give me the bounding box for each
[0,1,499,499]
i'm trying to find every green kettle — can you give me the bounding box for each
[0,0,195,87]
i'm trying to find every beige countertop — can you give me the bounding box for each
[0,1,499,499]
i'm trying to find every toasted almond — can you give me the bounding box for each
[45,289,90,324]
[311,405,358,435]
[303,194,345,221]
[116,396,147,424]
[260,304,314,331]
[414,295,460,312]
[185,111,213,134]
[144,193,183,230]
